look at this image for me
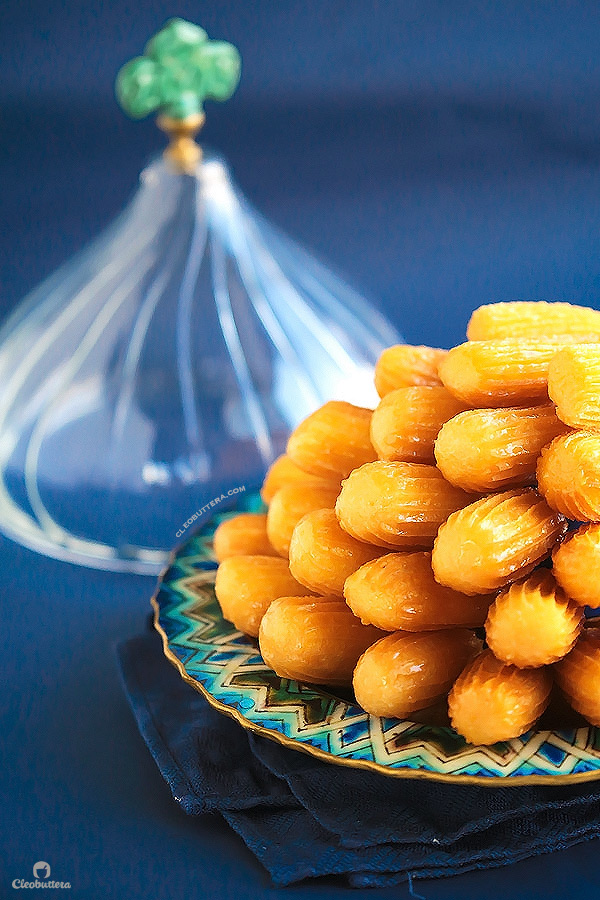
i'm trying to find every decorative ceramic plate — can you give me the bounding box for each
[153,492,600,785]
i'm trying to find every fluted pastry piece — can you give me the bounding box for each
[261,454,340,504]
[259,595,383,686]
[213,513,277,561]
[438,339,573,407]
[353,629,482,718]
[374,344,446,397]
[553,524,600,608]
[287,400,376,480]
[537,431,600,521]
[448,649,552,744]
[467,301,600,342]
[485,570,583,667]
[215,555,309,637]
[370,385,466,464]
[289,508,384,596]
[432,488,567,595]
[344,551,493,631]
[554,628,600,726]
[266,482,340,557]
[336,460,471,550]
[434,405,568,493]
[548,345,600,431]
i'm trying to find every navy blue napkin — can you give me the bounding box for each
[117,629,600,888]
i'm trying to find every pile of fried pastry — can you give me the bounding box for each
[213,301,600,745]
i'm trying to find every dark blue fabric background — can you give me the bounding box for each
[2,2,600,896]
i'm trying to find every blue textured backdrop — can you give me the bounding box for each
[3,1,600,350]
[2,3,600,898]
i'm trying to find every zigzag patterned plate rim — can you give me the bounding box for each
[152,492,600,786]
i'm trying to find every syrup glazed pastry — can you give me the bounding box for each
[431,488,567,595]
[448,649,553,745]
[288,508,384,597]
[336,460,471,550]
[286,400,376,481]
[370,385,466,464]
[554,628,600,726]
[260,454,340,505]
[353,629,482,718]
[258,595,383,686]
[374,344,447,397]
[552,524,600,608]
[215,555,309,637]
[537,431,600,521]
[548,344,600,431]
[266,482,340,558]
[438,339,576,407]
[213,513,277,561]
[467,301,600,342]
[344,551,493,632]
[434,405,568,493]
[485,569,583,668]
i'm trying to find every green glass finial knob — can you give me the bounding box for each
[116,18,241,171]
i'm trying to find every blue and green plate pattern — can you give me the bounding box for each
[152,492,600,785]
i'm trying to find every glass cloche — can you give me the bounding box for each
[0,20,400,573]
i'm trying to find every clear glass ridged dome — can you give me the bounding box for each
[0,153,400,573]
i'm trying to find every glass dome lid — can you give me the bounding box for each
[0,20,400,574]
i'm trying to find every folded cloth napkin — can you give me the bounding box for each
[117,629,600,889]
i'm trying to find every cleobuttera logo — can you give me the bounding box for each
[11,859,70,890]
[33,864,50,881]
